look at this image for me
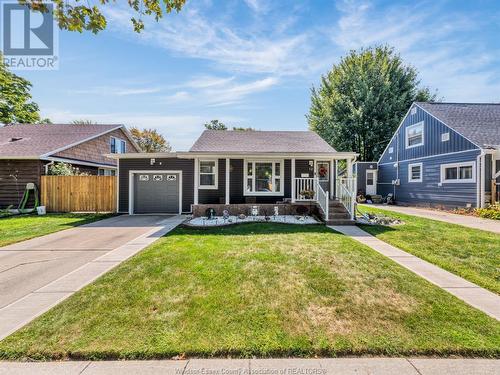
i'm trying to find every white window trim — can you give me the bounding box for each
[110,136,126,154]
[198,159,218,190]
[440,161,476,184]
[243,159,284,196]
[441,132,450,142]
[388,147,394,154]
[405,121,424,149]
[408,162,423,183]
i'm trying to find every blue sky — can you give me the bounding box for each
[20,0,500,150]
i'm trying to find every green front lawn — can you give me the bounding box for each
[358,206,500,294]
[0,223,498,360]
[0,213,113,247]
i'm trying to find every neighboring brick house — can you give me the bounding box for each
[0,124,140,208]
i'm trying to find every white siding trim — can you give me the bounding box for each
[440,161,476,184]
[198,159,218,190]
[378,149,479,166]
[225,158,230,205]
[243,159,284,196]
[405,121,424,149]
[408,162,423,183]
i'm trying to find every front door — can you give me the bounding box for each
[366,170,377,195]
[315,161,330,192]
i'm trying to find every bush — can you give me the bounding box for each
[48,162,89,176]
[476,203,500,220]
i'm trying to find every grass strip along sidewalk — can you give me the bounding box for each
[358,206,500,295]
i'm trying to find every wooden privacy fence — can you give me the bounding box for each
[41,176,116,212]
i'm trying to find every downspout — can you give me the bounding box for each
[476,149,486,208]
[44,160,54,175]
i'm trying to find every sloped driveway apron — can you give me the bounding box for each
[0,215,185,340]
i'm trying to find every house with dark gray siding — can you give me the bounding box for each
[110,130,359,224]
[376,102,500,208]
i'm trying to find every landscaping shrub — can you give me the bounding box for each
[476,203,500,220]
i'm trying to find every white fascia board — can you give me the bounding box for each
[177,152,359,159]
[105,152,179,159]
[42,156,117,169]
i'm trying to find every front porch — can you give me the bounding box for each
[192,155,358,224]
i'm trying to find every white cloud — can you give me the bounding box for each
[70,86,162,96]
[162,75,278,107]
[163,91,191,104]
[243,0,268,14]
[104,6,317,76]
[331,0,500,101]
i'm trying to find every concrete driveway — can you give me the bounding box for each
[0,215,176,309]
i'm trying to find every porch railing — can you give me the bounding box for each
[316,182,329,220]
[294,177,318,201]
[337,177,356,220]
[293,177,328,219]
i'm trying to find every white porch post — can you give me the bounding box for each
[334,160,338,199]
[347,157,355,220]
[225,158,230,205]
[330,158,334,200]
[194,157,199,205]
[291,158,296,203]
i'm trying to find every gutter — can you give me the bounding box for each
[476,149,486,208]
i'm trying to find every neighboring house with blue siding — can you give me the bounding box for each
[377,102,500,208]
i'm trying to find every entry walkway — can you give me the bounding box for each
[363,204,500,234]
[330,225,500,320]
[0,358,498,374]
[0,215,185,340]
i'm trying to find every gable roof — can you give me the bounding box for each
[0,124,136,159]
[415,102,500,148]
[189,130,337,153]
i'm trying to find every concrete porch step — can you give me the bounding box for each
[329,213,351,220]
[326,219,355,225]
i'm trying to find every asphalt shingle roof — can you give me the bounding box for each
[189,130,336,153]
[416,102,500,148]
[0,124,122,158]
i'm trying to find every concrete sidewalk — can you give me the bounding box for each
[0,215,185,340]
[330,225,500,320]
[0,358,498,375]
[363,204,500,234]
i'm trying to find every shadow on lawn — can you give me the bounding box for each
[174,221,334,236]
[357,223,399,236]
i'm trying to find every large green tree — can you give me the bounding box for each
[204,120,227,130]
[308,46,436,161]
[0,56,41,124]
[20,0,186,33]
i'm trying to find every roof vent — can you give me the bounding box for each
[9,137,23,142]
